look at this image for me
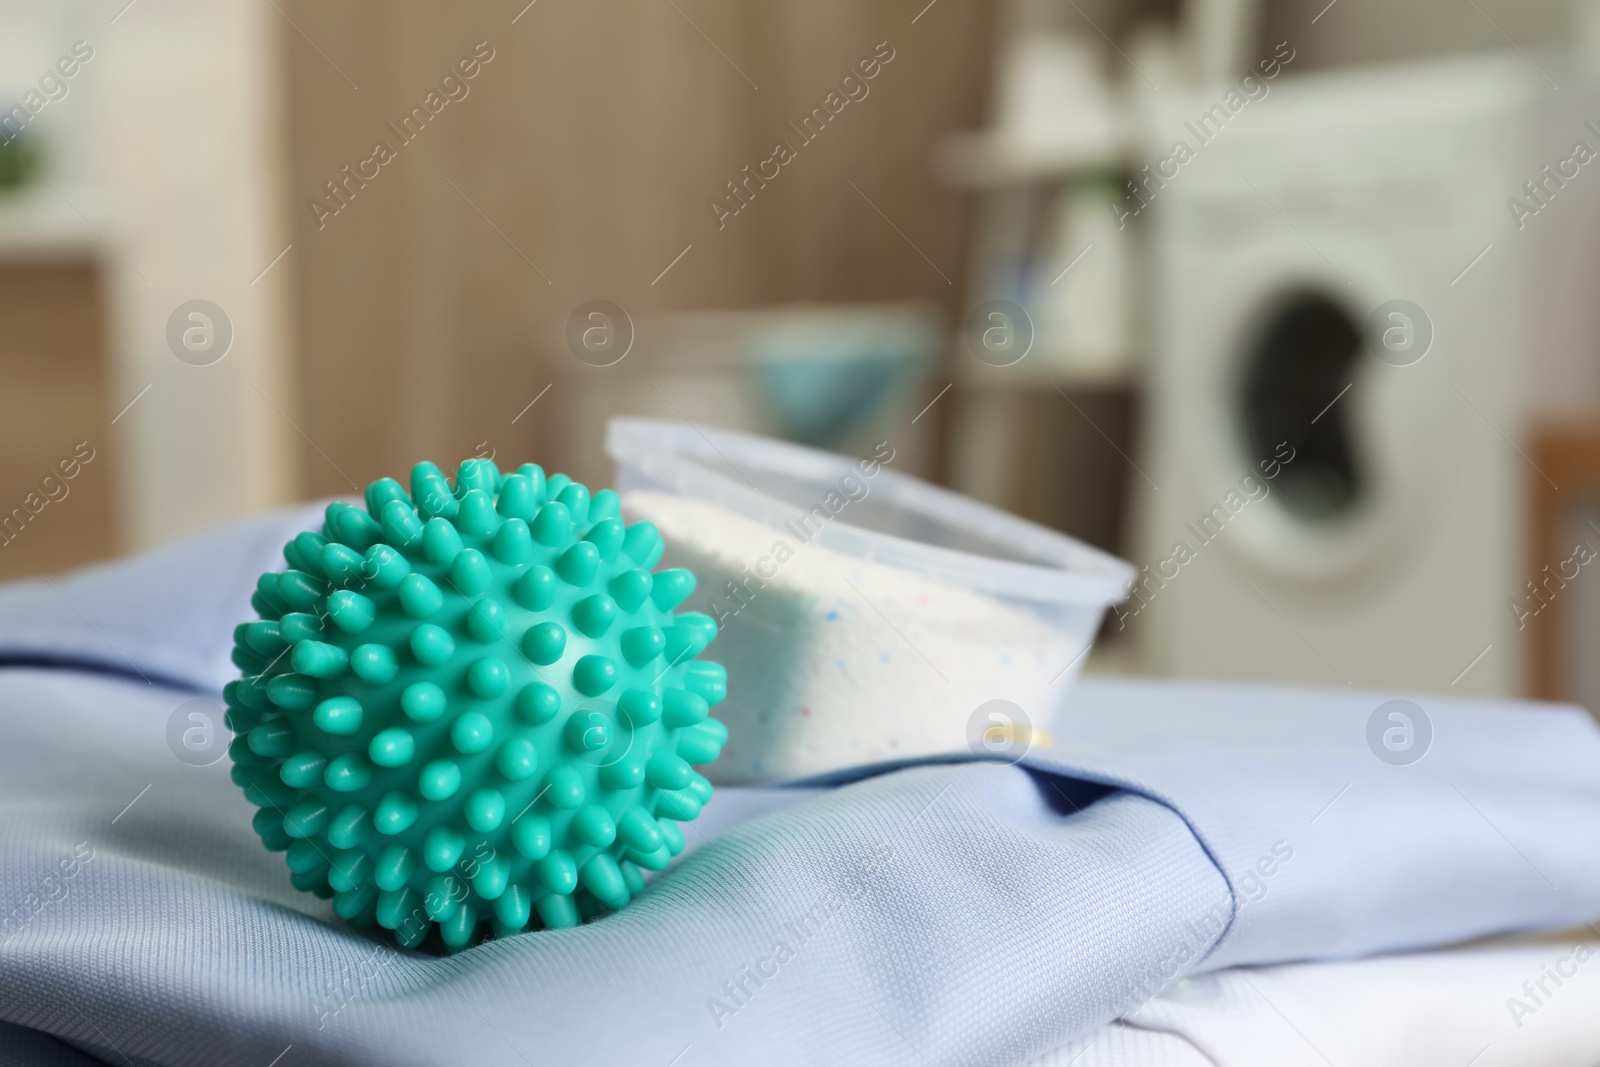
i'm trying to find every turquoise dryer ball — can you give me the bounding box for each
[225,458,725,951]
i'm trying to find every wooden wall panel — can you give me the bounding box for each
[0,262,114,580]
[282,0,994,493]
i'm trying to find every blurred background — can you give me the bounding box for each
[3,0,1600,711]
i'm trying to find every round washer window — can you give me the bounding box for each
[1239,291,1364,521]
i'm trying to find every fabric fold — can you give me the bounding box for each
[1038,680,1600,969]
[1037,934,1600,1067]
[0,509,1598,1065]
[0,504,325,695]
[0,669,1228,1066]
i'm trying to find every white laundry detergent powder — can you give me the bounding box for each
[622,490,1075,783]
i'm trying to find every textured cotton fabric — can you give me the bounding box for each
[1032,679,1600,966]
[0,504,323,694]
[0,507,1597,1066]
[0,669,1227,1066]
[1038,934,1600,1067]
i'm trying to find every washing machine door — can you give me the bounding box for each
[1159,237,1457,583]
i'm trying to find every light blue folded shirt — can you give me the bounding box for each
[0,506,1596,1066]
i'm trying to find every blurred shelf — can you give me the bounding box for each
[954,352,1139,389]
[933,126,1128,188]
[0,185,101,262]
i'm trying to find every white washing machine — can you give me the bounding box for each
[1132,54,1559,695]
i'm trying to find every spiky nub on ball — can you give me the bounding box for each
[225,459,725,952]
